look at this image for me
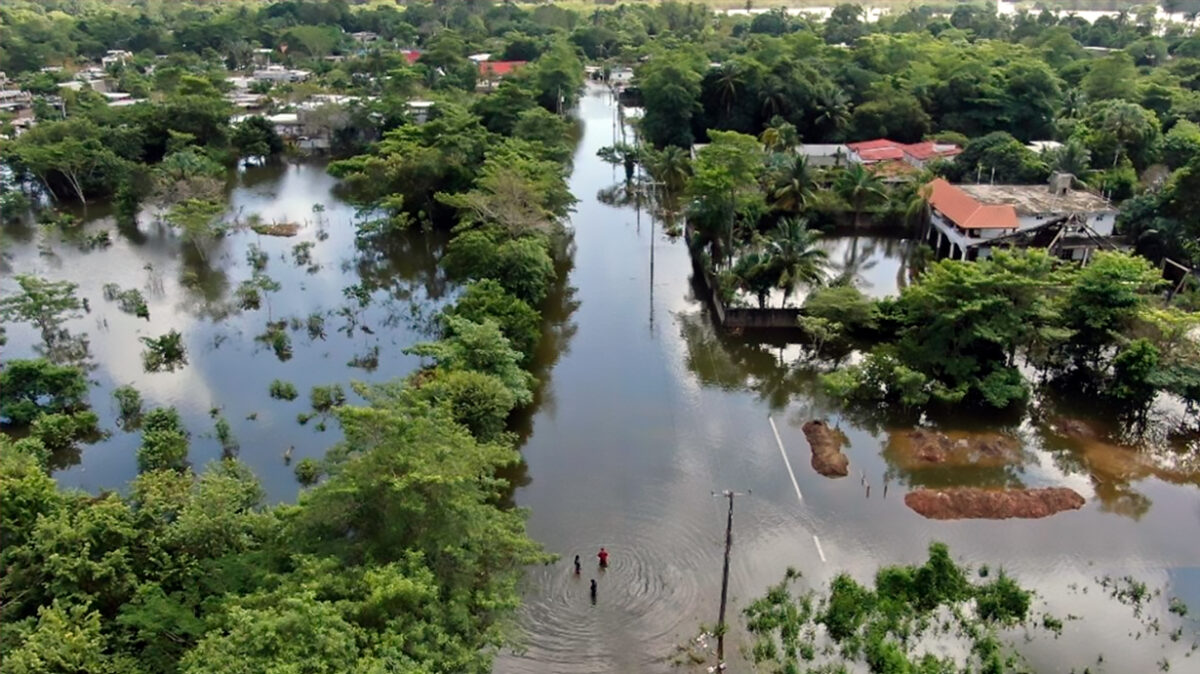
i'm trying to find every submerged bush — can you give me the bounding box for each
[294,457,322,486]
[269,379,299,401]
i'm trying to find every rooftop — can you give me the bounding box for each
[479,61,526,77]
[927,178,1019,230]
[849,138,961,163]
[959,184,1113,215]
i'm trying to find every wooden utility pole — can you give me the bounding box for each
[714,489,746,667]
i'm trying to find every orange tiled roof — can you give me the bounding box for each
[904,141,962,161]
[927,178,1019,230]
[479,61,527,77]
[849,138,961,163]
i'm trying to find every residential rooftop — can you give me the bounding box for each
[959,183,1113,216]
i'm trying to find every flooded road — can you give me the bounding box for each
[2,84,1197,671]
[494,86,1200,672]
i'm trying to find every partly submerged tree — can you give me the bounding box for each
[766,218,828,307]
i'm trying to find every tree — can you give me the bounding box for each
[687,131,765,266]
[406,316,534,407]
[770,154,814,215]
[1082,52,1138,102]
[849,89,930,143]
[444,280,542,364]
[638,53,703,148]
[1086,100,1161,170]
[1060,251,1164,367]
[231,116,283,161]
[141,330,188,373]
[833,164,886,229]
[766,217,828,307]
[137,407,189,472]
[162,198,225,258]
[0,276,83,349]
[0,359,88,427]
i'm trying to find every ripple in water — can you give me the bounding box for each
[502,509,718,672]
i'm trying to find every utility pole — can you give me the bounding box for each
[713,489,747,668]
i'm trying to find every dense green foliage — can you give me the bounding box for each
[0,358,88,427]
[821,250,1198,412]
[2,3,585,667]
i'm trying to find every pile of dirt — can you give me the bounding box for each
[891,429,1021,468]
[251,222,301,237]
[802,420,849,477]
[1052,417,1099,441]
[904,487,1085,520]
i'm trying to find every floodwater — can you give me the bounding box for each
[2,85,1198,672]
[2,161,451,500]
[493,86,1200,672]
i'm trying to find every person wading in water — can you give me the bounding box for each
[574,555,581,575]
[597,547,609,569]
[590,578,598,603]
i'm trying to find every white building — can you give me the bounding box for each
[101,50,133,68]
[407,100,435,124]
[794,144,851,168]
[925,175,1118,261]
[253,66,310,83]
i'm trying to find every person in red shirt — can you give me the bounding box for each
[597,547,609,568]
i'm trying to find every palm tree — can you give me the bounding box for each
[770,154,814,215]
[767,217,827,307]
[728,249,776,308]
[760,116,798,154]
[833,163,886,229]
[714,62,746,117]
[644,145,691,216]
[1102,102,1146,167]
[1049,138,1092,178]
[812,83,851,141]
[1060,88,1086,120]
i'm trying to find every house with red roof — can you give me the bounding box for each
[477,61,526,89]
[847,139,961,169]
[922,176,1116,261]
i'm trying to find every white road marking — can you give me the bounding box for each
[769,416,828,564]
[768,415,803,502]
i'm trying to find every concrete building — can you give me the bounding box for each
[0,89,32,111]
[924,175,1118,261]
[253,66,310,83]
[407,100,435,124]
[101,50,133,68]
[794,144,851,168]
[351,31,379,43]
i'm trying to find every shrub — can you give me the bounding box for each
[294,457,322,486]
[269,379,299,401]
[310,384,346,413]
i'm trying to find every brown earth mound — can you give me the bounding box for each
[1053,417,1099,441]
[904,487,1085,520]
[802,420,849,477]
[890,429,1022,468]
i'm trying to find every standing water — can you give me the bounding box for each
[494,85,1200,672]
[2,161,450,501]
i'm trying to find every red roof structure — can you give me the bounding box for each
[848,139,906,162]
[401,49,421,65]
[904,141,963,161]
[848,138,961,164]
[479,61,526,78]
[926,179,1019,230]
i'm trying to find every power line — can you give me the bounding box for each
[711,489,749,669]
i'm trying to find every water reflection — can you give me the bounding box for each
[1,161,457,501]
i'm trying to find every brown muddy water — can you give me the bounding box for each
[2,85,1197,672]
